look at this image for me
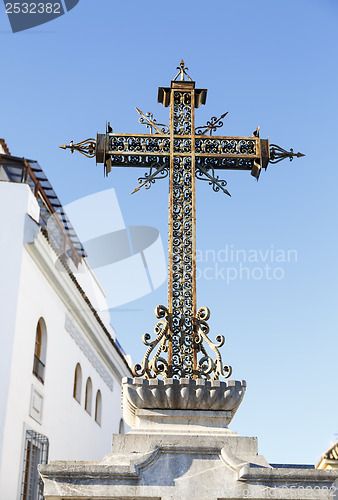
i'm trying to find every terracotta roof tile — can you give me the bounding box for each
[0,139,10,155]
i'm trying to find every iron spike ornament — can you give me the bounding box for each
[60,62,304,380]
[195,111,229,136]
[269,144,305,164]
[59,138,96,158]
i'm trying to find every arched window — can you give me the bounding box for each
[32,318,47,383]
[73,363,82,403]
[85,378,92,415]
[95,390,102,425]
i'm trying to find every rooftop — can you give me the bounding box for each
[0,150,86,266]
[316,442,338,469]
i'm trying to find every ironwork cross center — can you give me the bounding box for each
[61,61,303,380]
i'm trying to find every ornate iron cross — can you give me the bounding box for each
[61,61,304,380]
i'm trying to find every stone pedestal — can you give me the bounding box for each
[39,378,338,500]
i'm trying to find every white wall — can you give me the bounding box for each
[0,183,38,476]
[0,182,130,499]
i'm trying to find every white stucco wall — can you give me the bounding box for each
[0,182,130,499]
[0,183,36,476]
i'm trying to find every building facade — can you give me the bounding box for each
[317,442,338,470]
[0,142,132,499]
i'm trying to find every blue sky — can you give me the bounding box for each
[1,0,338,465]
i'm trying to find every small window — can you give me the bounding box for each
[85,378,92,415]
[33,319,47,384]
[119,418,125,434]
[95,390,102,425]
[20,430,49,500]
[73,363,82,403]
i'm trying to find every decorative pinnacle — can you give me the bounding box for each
[59,138,96,158]
[269,144,305,164]
[173,59,193,82]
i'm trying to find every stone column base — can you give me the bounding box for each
[130,408,237,435]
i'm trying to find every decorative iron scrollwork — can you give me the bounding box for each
[173,92,192,135]
[195,112,228,136]
[173,138,191,153]
[194,307,232,380]
[195,137,256,156]
[133,305,232,380]
[136,108,169,135]
[171,156,194,378]
[197,156,254,170]
[132,162,169,194]
[109,155,168,168]
[132,305,171,379]
[196,165,231,196]
[109,135,170,154]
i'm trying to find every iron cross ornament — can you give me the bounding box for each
[60,61,304,380]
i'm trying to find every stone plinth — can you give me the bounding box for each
[131,409,235,435]
[39,379,338,500]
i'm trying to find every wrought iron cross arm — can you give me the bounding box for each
[95,131,170,175]
[195,135,270,180]
[195,136,304,180]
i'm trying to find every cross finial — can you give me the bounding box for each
[173,59,193,82]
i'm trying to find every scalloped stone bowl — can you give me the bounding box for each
[122,377,246,429]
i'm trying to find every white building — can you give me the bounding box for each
[0,140,132,499]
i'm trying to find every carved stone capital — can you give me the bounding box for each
[122,377,246,429]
